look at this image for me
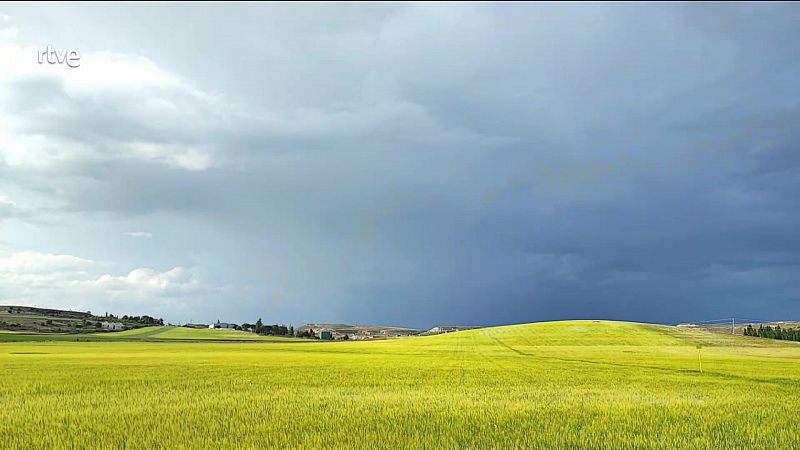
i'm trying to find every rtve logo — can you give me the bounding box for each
[37,46,81,68]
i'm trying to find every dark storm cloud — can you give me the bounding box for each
[1,3,799,326]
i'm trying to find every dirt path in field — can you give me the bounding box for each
[125,327,173,339]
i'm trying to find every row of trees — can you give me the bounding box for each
[204,318,324,339]
[240,319,324,339]
[294,328,317,338]
[250,318,294,337]
[102,312,163,326]
[744,324,800,342]
[120,315,163,325]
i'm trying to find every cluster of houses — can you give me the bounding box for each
[100,321,125,331]
[299,324,423,340]
[176,319,485,341]
[188,320,332,339]
[183,321,238,330]
[420,325,483,335]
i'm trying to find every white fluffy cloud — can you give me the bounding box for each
[75,267,204,298]
[0,250,92,274]
[0,23,220,173]
[0,250,210,315]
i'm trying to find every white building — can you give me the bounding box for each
[101,322,125,331]
[209,322,235,329]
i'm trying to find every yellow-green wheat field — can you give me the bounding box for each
[2,320,799,449]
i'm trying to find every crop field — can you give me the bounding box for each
[2,320,799,449]
[151,326,298,341]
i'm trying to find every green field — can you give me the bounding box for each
[0,326,296,343]
[152,326,299,341]
[2,320,799,449]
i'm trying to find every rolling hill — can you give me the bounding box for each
[2,320,799,449]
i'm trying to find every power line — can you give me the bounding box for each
[685,317,800,325]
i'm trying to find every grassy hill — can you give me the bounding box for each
[153,326,299,341]
[2,320,799,449]
[0,305,161,333]
[0,325,301,342]
[0,305,91,333]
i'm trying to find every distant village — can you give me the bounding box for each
[0,305,483,340]
[184,320,483,340]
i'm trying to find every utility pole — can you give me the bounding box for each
[696,345,703,374]
[732,317,735,335]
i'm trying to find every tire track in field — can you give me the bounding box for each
[131,327,174,339]
[488,333,800,389]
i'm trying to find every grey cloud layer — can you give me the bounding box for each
[0,3,799,326]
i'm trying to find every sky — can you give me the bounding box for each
[0,3,799,328]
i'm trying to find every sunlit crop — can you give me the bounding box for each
[2,320,799,449]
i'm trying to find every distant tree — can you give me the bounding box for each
[255,318,263,334]
[746,324,800,342]
[295,328,315,338]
